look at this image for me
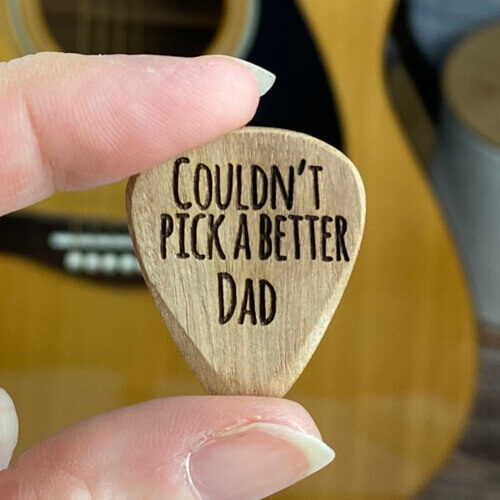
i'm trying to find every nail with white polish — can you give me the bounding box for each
[215,56,277,96]
[188,422,334,499]
[0,388,18,471]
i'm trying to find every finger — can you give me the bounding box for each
[0,388,18,471]
[0,396,334,499]
[0,52,274,216]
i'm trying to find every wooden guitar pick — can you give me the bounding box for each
[126,127,365,397]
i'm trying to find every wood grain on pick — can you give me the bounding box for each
[126,127,365,396]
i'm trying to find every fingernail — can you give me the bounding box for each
[215,56,276,96]
[0,388,18,471]
[187,422,334,499]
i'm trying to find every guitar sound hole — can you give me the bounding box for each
[40,0,223,56]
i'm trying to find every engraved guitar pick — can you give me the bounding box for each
[126,127,365,396]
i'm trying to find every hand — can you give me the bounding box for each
[0,52,334,499]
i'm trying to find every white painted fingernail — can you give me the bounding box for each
[215,55,276,96]
[188,422,334,499]
[0,388,18,470]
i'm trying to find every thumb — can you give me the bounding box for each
[0,396,334,499]
[0,388,18,471]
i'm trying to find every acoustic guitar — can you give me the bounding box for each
[0,1,476,498]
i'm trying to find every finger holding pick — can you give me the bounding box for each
[0,388,18,471]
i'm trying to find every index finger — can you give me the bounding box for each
[0,52,273,215]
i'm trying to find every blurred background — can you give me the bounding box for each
[0,0,499,498]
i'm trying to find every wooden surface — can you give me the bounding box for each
[419,322,500,498]
[0,0,477,498]
[443,21,500,148]
[127,128,365,397]
[386,62,436,167]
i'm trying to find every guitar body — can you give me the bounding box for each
[0,0,476,498]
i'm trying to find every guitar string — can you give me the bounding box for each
[113,0,127,53]
[76,0,91,54]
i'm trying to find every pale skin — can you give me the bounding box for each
[0,53,333,499]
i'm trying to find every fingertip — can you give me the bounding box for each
[0,388,18,471]
[201,55,277,97]
[277,398,324,439]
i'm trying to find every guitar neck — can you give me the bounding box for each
[0,214,143,285]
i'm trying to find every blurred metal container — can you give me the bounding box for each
[408,0,500,69]
[431,23,500,325]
